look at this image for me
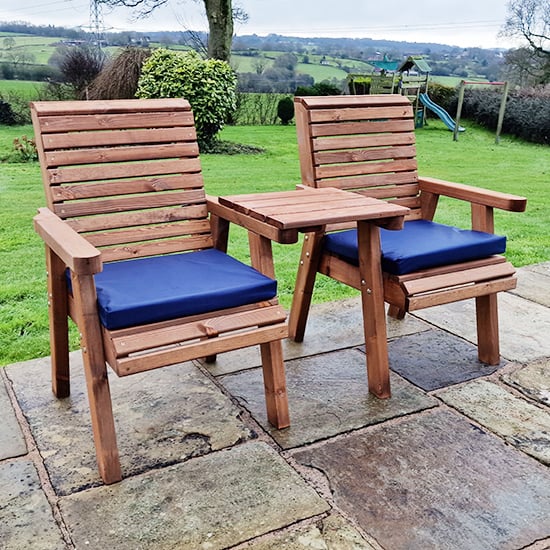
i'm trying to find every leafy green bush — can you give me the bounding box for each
[232,92,286,125]
[136,49,237,148]
[11,135,37,162]
[0,100,16,125]
[460,86,550,145]
[295,81,342,96]
[277,96,294,124]
[427,82,456,112]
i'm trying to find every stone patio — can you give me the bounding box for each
[1,262,549,549]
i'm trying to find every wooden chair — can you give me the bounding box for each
[289,94,527,385]
[31,98,289,484]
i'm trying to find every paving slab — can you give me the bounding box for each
[511,265,550,307]
[292,408,550,550]
[204,298,430,376]
[246,513,377,549]
[220,348,437,448]
[0,376,26,460]
[5,354,252,495]
[413,291,550,362]
[438,379,550,464]
[0,460,66,550]
[59,441,329,549]
[382,329,501,391]
[502,358,550,405]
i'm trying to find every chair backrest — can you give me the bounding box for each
[31,98,212,263]
[294,94,422,220]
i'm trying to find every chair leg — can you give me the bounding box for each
[387,304,406,320]
[72,273,122,484]
[45,247,70,398]
[259,340,290,429]
[288,231,324,342]
[475,294,500,365]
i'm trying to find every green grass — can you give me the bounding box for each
[0,121,548,366]
[0,79,44,98]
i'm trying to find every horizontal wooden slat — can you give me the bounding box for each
[48,158,202,185]
[309,105,413,123]
[295,95,412,109]
[316,171,418,190]
[311,119,415,138]
[402,261,516,295]
[315,145,417,165]
[45,142,199,167]
[50,174,204,202]
[31,98,191,116]
[100,234,214,262]
[66,204,208,231]
[38,110,195,133]
[111,305,287,356]
[316,158,418,180]
[407,277,517,310]
[42,127,196,150]
[54,189,206,218]
[111,323,288,375]
[313,132,416,152]
[86,220,212,247]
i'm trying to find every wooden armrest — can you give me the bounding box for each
[34,207,102,275]
[419,176,527,212]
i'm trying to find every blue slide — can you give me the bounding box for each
[419,93,465,132]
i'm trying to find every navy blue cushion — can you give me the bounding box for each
[73,249,277,330]
[323,219,506,276]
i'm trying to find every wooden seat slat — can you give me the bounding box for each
[310,119,415,137]
[312,132,416,151]
[314,144,417,165]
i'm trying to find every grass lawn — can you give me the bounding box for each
[1,120,548,366]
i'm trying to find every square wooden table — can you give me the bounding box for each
[207,187,409,401]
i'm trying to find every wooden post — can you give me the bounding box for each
[495,81,509,145]
[454,80,466,142]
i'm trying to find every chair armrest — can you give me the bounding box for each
[34,207,102,275]
[419,176,527,212]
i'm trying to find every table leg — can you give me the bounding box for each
[356,220,391,398]
[248,231,276,279]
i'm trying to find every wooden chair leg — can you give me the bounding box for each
[72,273,122,484]
[387,304,406,320]
[45,247,70,398]
[288,231,324,342]
[475,294,500,365]
[259,340,290,429]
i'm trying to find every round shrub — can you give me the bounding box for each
[0,100,17,125]
[136,49,237,148]
[277,96,294,124]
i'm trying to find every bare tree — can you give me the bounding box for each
[100,0,246,61]
[501,0,550,84]
[502,0,550,54]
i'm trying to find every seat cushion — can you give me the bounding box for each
[323,219,507,276]
[82,249,277,330]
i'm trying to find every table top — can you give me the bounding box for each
[218,187,408,231]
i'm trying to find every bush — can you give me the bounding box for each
[231,92,286,125]
[427,82,456,112]
[460,85,550,145]
[88,47,151,100]
[136,49,237,148]
[11,135,37,162]
[277,96,294,124]
[0,100,17,125]
[295,81,342,96]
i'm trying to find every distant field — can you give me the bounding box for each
[431,75,489,87]
[0,79,44,97]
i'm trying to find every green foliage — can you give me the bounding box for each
[0,100,16,125]
[295,81,342,96]
[10,135,37,162]
[232,92,285,125]
[427,82,457,111]
[136,49,237,148]
[460,86,550,145]
[277,96,294,124]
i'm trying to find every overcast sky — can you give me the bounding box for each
[0,0,521,49]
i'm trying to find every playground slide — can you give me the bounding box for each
[419,93,465,132]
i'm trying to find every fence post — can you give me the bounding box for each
[495,81,509,145]
[454,80,466,142]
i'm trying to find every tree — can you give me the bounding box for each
[502,0,550,84]
[502,0,549,55]
[100,0,237,61]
